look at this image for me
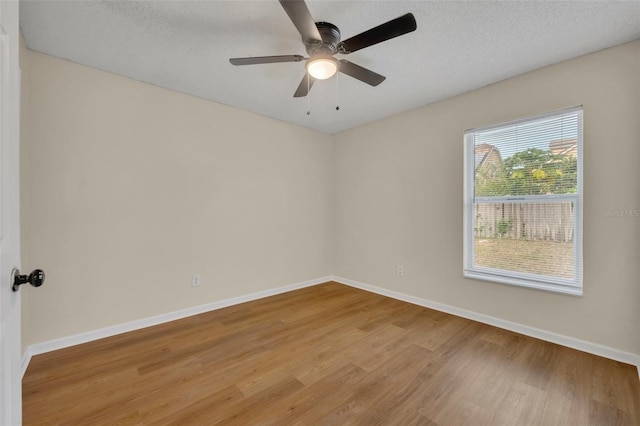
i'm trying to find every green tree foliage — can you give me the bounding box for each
[476,148,577,197]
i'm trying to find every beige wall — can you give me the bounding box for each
[334,40,640,355]
[20,50,333,350]
[21,40,640,358]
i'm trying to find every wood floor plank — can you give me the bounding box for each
[23,282,640,425]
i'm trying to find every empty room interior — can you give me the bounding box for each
[5,0,640,424]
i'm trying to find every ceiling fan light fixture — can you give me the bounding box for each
[306,57,338,80]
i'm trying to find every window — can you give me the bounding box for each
[463,107,583,295]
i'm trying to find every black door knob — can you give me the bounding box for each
[12,268,45,292]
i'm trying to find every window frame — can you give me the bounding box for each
[463,107,583,296]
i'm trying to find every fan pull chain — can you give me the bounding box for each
[335,71,340,111]
[306,74,311,116]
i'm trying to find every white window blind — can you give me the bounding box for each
[463,107,583,295]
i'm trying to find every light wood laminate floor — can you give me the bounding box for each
[23,282,640,425]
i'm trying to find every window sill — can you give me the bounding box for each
[464,270,583,296]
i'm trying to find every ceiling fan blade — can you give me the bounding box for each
[230,55,305,66]
[338,60,386,86]
[279,0,322,42]
[339,13,417,54]
[294,73,315,97]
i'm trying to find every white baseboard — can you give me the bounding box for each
[21,276,331,378]
[21,346,33,379]
[331,276,640,370]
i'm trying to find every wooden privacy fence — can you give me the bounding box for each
[474,202,574,242]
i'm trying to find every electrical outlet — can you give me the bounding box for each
[191,274,201,287]
[396,265,404,277]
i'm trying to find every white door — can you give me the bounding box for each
[0,1,23,425]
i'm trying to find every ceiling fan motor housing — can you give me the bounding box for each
[305,21,341,56]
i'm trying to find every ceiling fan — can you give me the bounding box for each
[229,0,417,97]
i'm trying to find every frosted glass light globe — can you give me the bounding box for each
[306,58,338,80]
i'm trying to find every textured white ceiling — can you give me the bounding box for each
[20,1,640,134]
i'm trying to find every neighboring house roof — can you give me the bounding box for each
[475,143,503,169]
[549,138,577,158]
